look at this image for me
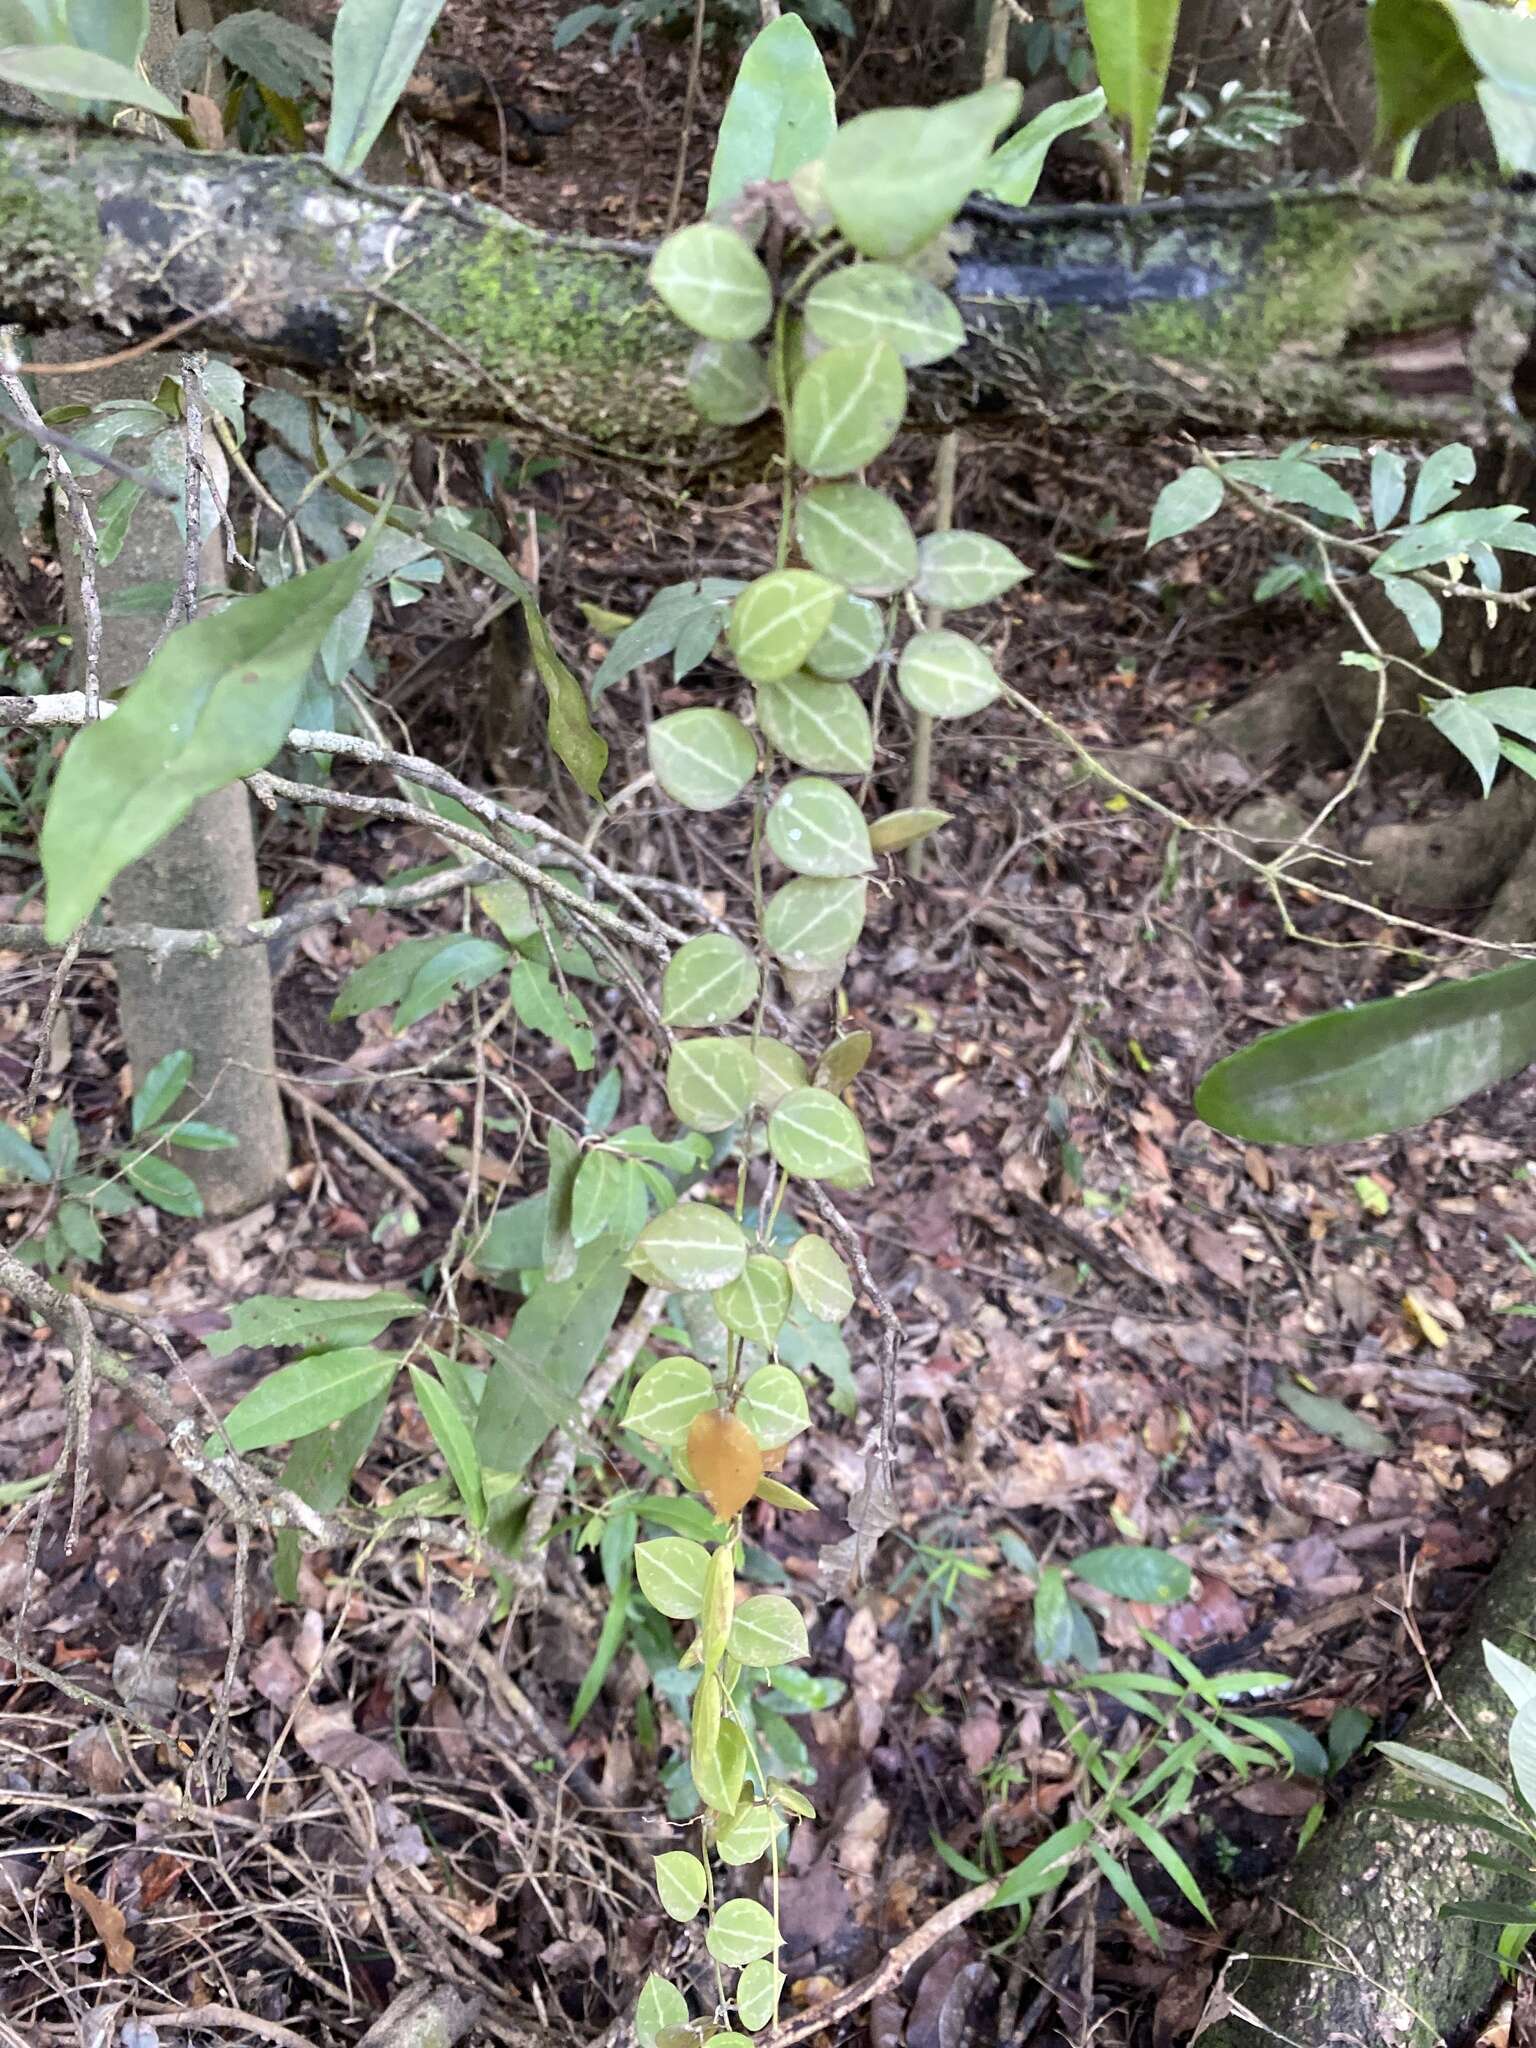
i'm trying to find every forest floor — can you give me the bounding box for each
[4,7,1536,2047]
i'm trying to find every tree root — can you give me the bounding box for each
[1197,1510,1536,2048]
[1098,653,1338,794]
[1360,774,1536,912]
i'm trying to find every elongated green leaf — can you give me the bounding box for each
[394,936,508,1034]
[522,600,607,800]
[569,1569,629,1732]
[207,1289,418,1358]
[1072,1545,1192,1606]
[1148,467,1224,549]
[67,0,147,64]
[0,41,175,115]
[1084,0,1180,199]
[983,88,1107,206]
[510,957,595,1070]
[1090,1842,1161,1947]
[708,12,836,211]
[42,524,380,941]
[409,1365,486,1526]
[324,0,445,173]
[1376,1740,1512,1810]
[1195,958,1536,1145]
[820,83,1022,259]
[1429,695,1500,795]
[1486,1640,1536,1713]
[1113,1803,1214,1924]
[0,1122,51,1185]
[218,1347,400,1452]
[472,1244,628,1473]
[990,1819,1093,1910]
[1276,1377,1392,1454]
[1510,1698,1536,1812]
[124,1153,202,1217]
[131,1049,192,1134]
[1371,0,1481,152]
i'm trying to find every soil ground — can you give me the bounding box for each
[4,9,1536,2046]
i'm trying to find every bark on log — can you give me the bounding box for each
[4,120,1536,461]
[1200,1511,1536,2048]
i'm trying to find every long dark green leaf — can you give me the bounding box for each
[1369,0,1480,155]
[42,522,381,939]
[472,1245,628,1474]
[324,0,445,174]
[570,1571,631,1731]
[1196,961,1536,1145]
[522,600,608,801]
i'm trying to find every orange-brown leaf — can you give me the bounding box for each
[686,1409,762,1521]
[65,1873,135,1973]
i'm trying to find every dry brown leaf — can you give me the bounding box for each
[65,1873,135,1973]
[293,1701,406,1785]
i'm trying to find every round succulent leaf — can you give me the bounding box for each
[765,776,873,879]
[662,932,761,1029]
[814,1028,873,1092]
[738,1362,811,1446]
[769,1085,872,1187]
[785,1233,855,1323]
[653,1850,708,1921]
[715,1255,793,1349]
[705,1896,782,1967]
[789,342,907,478]
[629,1205,749,1291]
[727,570,841,684]
[820,84,1022,259]
[728,1592,811,1668]
[649,708,758,811]
[635,1537,712,1618]
[636,1975,689,2048]
[716,1802,780,1869]
[650,224,773,341]
[868,806,950,854]
[667,1037,757,1134]
[806,592,884,680]
[687,339,773,425]
[897,629,1001,719]
[751,1035,810,1110]
[762,876,867,970]
[796,485,917,596]
[735,1959,786,2033]
[804,262,965,366]
[914,530,1030,609]
[623,1356,717,1446]
[757,673,874,772]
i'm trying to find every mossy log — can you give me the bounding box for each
[1201,1511,1536,2048]
[4,118,1536,464]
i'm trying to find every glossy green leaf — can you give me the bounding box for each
[1196,958,1536,1145]
[1488,1640,1536,1712]
[0,40,175,114]
[325,0,446,172]
[522,599,608,801]
[789,342,907,478]
[868,806,950,854]
[207,1289,417,1358]
[706,1896,780,1968]
[728,570,840,684]
[124,1154,202,1217]
[661,931,760,1030]
[1376,1740,1511,1809]
[688,339,773,425]
[624,1358,716,1446]
[716,1256,793,1349]
[708,11,836,210]
[729,1591,810,1668]
[805,592,884,681]
[67,0,147,63]
[635,1976,689,2048]
[751,1036,810,1110]
[785,1232,854,1323]
[914,531,1029,610]
[667,1037,757,1133]
[510,957,595,1070]
[1371,0,1481,151]
[1148,467,1224,549]
[650,223,774,341]
[803,264,964,368]
[636,1536,712,1619]
[1430,695,1501,796]
[570,1147,631,1248]
[983,87,1107,205]
[1511,1698,1536,1814]
[629,1204,749,1291]
[473,1245,628,1473]
[1113,1802,1214,1924]
[796,484,917,596]
[218,1346,400,1452]
[762,876,867,971]
[331,935,453,1022]
[765,776,873,878]
[1375,504,1529,574]
[42,524,380,941]
[990,1819,1094,1910]
[737,1361,810,1445]
[1084,0,1179,197]
[716,1801,780,1867]
[409,1365,485,1526]
[757,673,874,772]
[1372,449,1409,530]
[649,708,758,811]
[1276,1377,1392,1455]
[815,1029,872,1092]
[654,1849,708,1922]
[735,1959,785,2032]
[394,936,508,1034]
[820,83,1022,259]
[132,1049,193,1133]
[1379,575,1442,652]
[768,1085,872,1187]
[1072,1545,1192,1606]
[897,630,1001,719]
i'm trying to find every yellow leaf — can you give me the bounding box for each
[1403,1290,1449,1349]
